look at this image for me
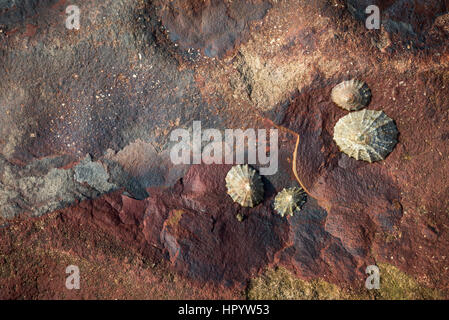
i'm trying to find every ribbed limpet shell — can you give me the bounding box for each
[333,109,398,162]
[225,164,264,207]
[274,187,307,217]
[331,79,372,111]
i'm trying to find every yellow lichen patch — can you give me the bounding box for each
[165,210,185,229]
[247,267,350,300]
[402,154,413,161]
[375,263,445,300]
[247,264,447,300]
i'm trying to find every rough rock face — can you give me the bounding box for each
[1,0,449,299]
[157,0,272,58]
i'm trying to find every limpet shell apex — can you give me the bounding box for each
[331,79,372,111]
[333,109,398,162]
[225,164,264,207]
[274,187,307,217]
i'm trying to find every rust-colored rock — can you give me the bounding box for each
[1,0,449,299]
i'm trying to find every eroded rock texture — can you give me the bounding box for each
[0,0,448,299]
[157,0,272,58]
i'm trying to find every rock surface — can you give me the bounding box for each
[0,0,448,299]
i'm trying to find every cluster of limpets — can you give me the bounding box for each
[331,79,399,162]
[224,79,399,217]
[225,164,307,217]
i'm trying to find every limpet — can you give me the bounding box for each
[274,187,307,217]
[333,109,398,162]
[331,79,372,111]
[225,164,264,207]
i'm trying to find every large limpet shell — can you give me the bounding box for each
[274,187,307,217]
[225,164,264,207]
[333,109,398,162]
[331,79,372,111]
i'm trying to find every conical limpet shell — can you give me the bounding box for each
[225,164,264,207]
[331,79,371,111]
[333,109,398,162]
[274,187,307,217]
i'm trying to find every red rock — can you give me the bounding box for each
[1,0,449,299]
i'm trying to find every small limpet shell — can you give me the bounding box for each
[274,187,307,217]
[333,109,398,162]
[331,79,372,111]
[225,164,264,207]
